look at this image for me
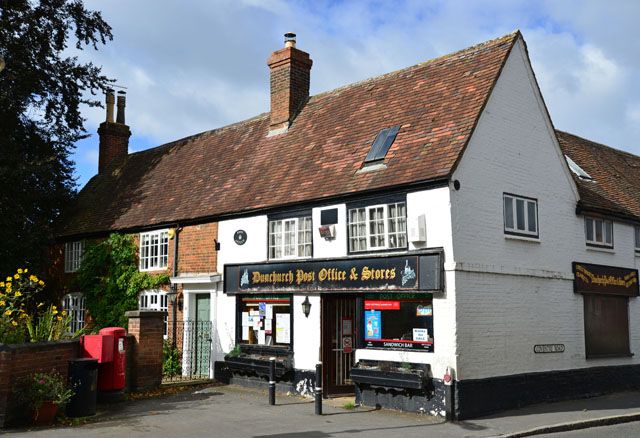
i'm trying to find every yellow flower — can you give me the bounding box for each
[13,274,19,279]
[17,269,23,274]
[11,321,17,327]
[0,301,5,307]
[37,302,44,308]
[38,280,44,286]
[5,277,11,282]
[19,314,27,319]
[23,268,28,273]
[29,275,37,282]
[0,282,4,288]
[61,310,67,316]
[53,310,58,315]
[52,305,57,310]
[4,309,11,316]
[13,292,21,297]
[56,316,62,321]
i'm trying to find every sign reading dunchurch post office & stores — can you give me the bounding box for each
[224,252,443,294]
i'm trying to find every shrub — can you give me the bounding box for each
[15,371,74,410]
[163,340,182,377]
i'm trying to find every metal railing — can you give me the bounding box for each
[162,320,212,383]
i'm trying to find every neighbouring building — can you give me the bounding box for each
[53,31,640,419]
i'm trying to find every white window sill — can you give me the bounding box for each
[586,246,615,254]
[139,267,168,272]
[505,234,540,243]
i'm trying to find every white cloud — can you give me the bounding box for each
[71,0,640,187]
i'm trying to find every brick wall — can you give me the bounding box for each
[98,121,130,175]
[125,310,165,391]
[178,223,218,273]
[0,340,80,427]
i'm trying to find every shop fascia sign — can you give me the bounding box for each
[573,262,639,297]
[223,251,443,294]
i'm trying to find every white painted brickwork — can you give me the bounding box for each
[451,38,640,380]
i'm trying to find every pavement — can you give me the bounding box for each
[6,384,640,437]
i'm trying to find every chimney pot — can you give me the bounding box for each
[105,89,115,123]
[116,91,126,124]
[284,32,296,48]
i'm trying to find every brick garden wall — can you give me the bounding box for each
[0,340,80,427]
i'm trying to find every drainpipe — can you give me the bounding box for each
[171,225,181,347]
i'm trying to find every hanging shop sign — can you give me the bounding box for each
[223,252,443,294]
[573,262,639,297]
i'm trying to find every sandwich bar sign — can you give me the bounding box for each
[224,252,443,294]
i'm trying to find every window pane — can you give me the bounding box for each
[595,219,603,243]
[516,199,525,230]
[527,201,537,233]
[504,197,514,229]
[585,218,594,241]
[605,221,613,245]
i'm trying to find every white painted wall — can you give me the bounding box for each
[451,37,640,380]
[312,204,347,259]
[214,216,268,363]
[293,294,321,370]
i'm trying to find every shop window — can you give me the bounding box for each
[268,217,312,259]
[64,241,85,273]
[139,230,169,271]
[585,217,613,248]
[503,194,538,237]
[635,226,640,253]
[584,294,630,358]
[139,289,168,337]
[62,293,85,334]
[348,202,407,252]
[363,295,433,351]
[238,296,291,347]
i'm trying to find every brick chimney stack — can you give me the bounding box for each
[267,33,312,135]
[98,89,131,174]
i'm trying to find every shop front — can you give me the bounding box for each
[223,250,444,397]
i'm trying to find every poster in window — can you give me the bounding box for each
[364,310,381,340]
[276,313,291,344]
[413,328,429,341]
[416,305,432,316]
[259,302,266,317]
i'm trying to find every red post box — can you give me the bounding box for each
[81,334,114,363]
[97,327,127,393]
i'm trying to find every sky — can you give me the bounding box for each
[71,0,640,189]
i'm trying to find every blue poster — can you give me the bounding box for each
[259,302,266,317]
[364,310,381,340]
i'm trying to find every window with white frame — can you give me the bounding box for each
[635,226,640,253]
[268,217,312,259]
[139,289,168,337]
[62,293,85,334]
[64,241,85,273]
[139,230,169,271]
[348,202,407,252]
[585,216,613,248]
[503,194,538,237]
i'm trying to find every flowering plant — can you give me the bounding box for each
[16,371,74,410]
[0,268,72,344]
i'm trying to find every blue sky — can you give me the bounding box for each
[72,0,640,189]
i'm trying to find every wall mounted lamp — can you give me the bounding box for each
[302,296,311,318]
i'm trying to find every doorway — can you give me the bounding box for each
[191,293,212,377]
[322,295,357,396]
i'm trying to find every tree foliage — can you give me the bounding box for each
[74,234,169,329]
[0,1,113,273]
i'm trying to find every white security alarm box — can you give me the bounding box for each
[408,214,426,242]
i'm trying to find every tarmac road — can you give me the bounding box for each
[7,384,640,437]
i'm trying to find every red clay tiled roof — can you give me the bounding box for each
[58,32,520,238]
[557,130,640,222]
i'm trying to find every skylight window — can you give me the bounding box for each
[565,155,593,180]
[364,126,400,163]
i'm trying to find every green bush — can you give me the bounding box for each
[163,340,182,377]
